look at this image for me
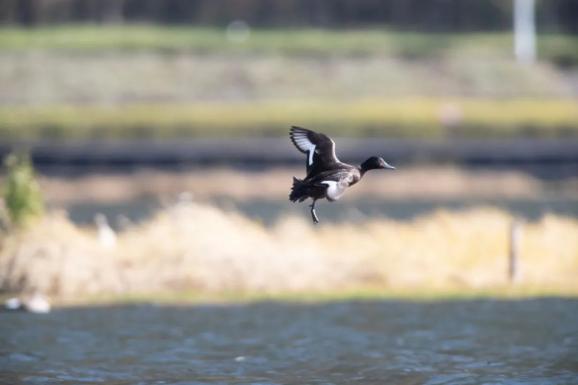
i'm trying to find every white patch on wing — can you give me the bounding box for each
[321,180,346,201]
[307,145,316,166]
[292,131,316,166]
[292,132,314,152]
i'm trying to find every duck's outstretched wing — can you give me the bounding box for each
[289,126,340,175]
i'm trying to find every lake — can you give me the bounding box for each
[1,299,577,384]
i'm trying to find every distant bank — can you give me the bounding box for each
[1,138,577,179]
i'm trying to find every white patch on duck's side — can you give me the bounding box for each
[321,180,346,201]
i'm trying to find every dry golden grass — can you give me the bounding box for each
[0,213,123,295]
[1,201,577,299]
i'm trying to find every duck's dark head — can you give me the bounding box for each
[360,156,395,174]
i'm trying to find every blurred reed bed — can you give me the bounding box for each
[1,99,578,140]
[1,201,577,299]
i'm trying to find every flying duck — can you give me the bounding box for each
[289,126,395,224]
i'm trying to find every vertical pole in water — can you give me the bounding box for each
[514,0,537,64]
[508,219,521,283]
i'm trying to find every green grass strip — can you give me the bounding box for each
[0,25,486,54]
[3,286,576,308]
[1,99,577,140]
[0,25,577,65]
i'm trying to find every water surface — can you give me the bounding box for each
[1,299,577,384]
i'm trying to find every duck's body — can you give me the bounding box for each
[290,167,360,203]
[289,126,395,223]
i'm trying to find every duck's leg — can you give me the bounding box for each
[309,199,320,224]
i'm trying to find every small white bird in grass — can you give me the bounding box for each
[95,213,117,249]
[3,293,51,313]
[24,293,51,313]
[4,297,22,311]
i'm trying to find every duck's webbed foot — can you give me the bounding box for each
[309,200,320,224]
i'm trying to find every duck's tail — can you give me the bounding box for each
[289,177,309,202]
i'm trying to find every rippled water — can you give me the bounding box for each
[1,299,577,384]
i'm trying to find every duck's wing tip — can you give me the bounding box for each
[289,126,316,154]
[289,126,340,172]
[289,126,333,148]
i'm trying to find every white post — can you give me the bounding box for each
[508,219,522,283]
[514,0,537,64]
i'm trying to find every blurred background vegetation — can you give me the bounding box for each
[0,0,577,140]
[1,0,577,32]
[1,151,44,228]
[0,0,577,299]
